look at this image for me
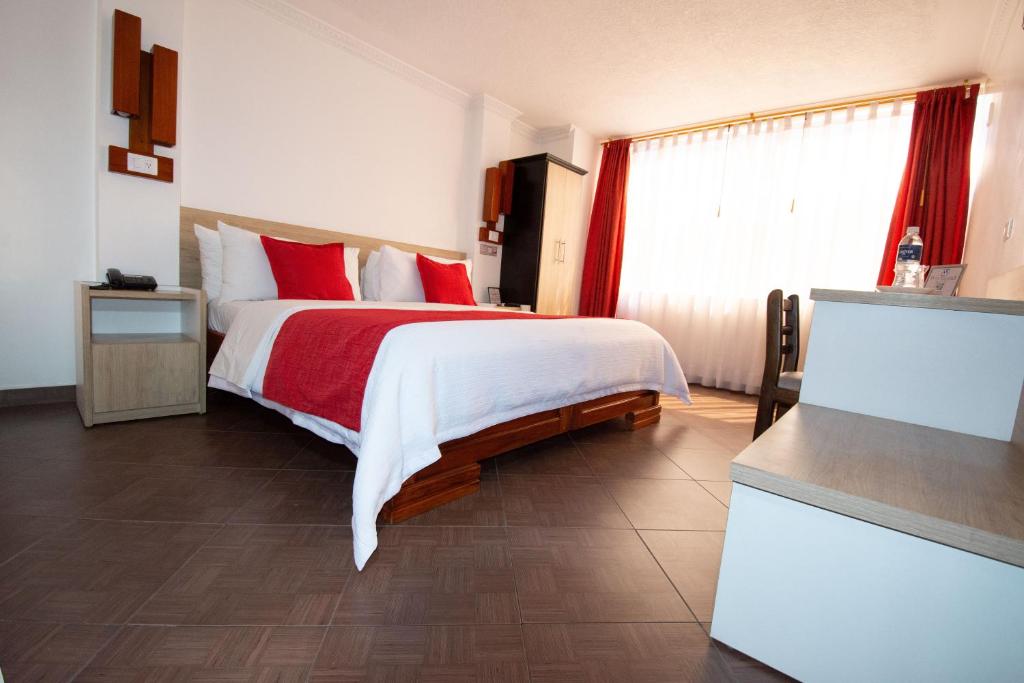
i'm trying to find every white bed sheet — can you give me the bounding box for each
[209,300,690,569]
[207,299,254,334]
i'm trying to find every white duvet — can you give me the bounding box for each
[209,300,689,568]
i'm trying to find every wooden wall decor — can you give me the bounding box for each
[478,162,515,245]
[499,160,515,214]
[482,167,501,224]
[108,9,178,183]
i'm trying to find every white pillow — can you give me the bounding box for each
[377,244,473,302]
[218,221,277,301]
[217,221,362,302]
[193,224,222,300]
[344,247,361,301]
[362,250,381,301]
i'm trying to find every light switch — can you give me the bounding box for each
[127,152,158,176]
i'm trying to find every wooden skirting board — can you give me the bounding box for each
[0,385,76,408]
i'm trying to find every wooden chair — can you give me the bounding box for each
[753,290,802,440]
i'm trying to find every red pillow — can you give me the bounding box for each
[260,236,355,300]
[416,253,476,305]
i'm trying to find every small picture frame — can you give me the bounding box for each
[924,264,966,296]
[487,287,502,305]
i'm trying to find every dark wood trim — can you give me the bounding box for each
[482,167,501,223]
[498,160,515,214]
[507,153,588,176]
[107,145,174,183]
[0,385,76,408]
[381,390,660,522]
[150,44,178,147]
[111,9,141,117]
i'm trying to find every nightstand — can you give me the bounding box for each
[74,282,206,426]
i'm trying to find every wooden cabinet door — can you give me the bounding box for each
[560,170,585,315]
[92,340,199,413]
[536,163,584,315]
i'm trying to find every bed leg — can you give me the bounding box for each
[379,462,481,524]
[625,404,661,430]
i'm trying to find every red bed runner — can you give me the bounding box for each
[261,308,562,431]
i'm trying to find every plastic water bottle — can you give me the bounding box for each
[892,226,924,288]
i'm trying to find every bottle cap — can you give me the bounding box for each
[907,226,920,235]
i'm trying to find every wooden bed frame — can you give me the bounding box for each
[183,207,661,522]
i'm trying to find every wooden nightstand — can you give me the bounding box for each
[74,282,206,426]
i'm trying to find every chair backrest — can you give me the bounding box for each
[761,290,801,387]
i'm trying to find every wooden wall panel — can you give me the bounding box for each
[111,10,141,117]
[482,167,501,223]
[150,45,178,147]
[499,160,515,215]
[180,207,467,290]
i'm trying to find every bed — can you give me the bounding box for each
[180,207,689,568]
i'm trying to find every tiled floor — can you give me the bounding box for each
[0,386,790,682]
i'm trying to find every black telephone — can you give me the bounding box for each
[106,268,158,291]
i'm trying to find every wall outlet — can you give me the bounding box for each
[479,244,498,256]
[126,152,158,176]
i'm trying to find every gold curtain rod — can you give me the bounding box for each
[604,79,986,146]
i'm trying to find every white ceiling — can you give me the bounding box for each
[290,0,1002,137]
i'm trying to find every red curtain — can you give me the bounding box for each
[877,84,979,285]
[579,138,632,317]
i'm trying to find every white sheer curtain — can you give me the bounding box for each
[617,102,914,393]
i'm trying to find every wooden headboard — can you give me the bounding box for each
[179,206,466,289]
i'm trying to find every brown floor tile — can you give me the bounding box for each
[640,530,725,622]
[389,476,505,527]
[335,527,519,625]
[523,622,732,682]
[508,527,693,623]
[0,461,150,518]
[132,430,312,469]
[311,625,529,681]
[77,625,326,681]
[0,403,142,457]
[0,514,73,566]
[230,471,353,525]
[701,481,733,506]
[604,478,728,530]
[577,440,690,479]
[641,420,737,452]
[495,435,593,476]
[661,446,736,481]
[0,622,117,683]
[85,474,273,524]
[0,520,218,623]
[285,438,357,471]
[703,425,755,453]
[132,525,353,625]
[500,475,631,528]
[714,640,796,682]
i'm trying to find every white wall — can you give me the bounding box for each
[960,17,1024,297]
[0,0,98,390]
[181,0,468,255]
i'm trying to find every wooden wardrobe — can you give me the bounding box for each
[499,153,588,315]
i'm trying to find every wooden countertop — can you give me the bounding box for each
[732,404,1024,568]
[811,289,1024,316]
